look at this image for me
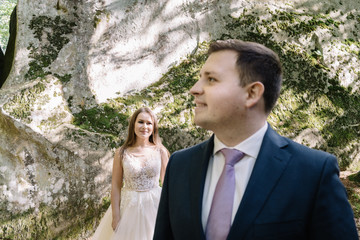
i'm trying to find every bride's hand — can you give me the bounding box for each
[112,215,120,231]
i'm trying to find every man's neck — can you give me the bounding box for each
[214,119,267,147]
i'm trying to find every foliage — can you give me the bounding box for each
[0,0,16,51]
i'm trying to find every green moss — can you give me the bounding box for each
[56,0,68,13]
[54,73,72,83]
[25,15,76,80]
[73,104,128,135]
[345,178,360,219]
[93,9,110,28]
[230,9,340,38]
[59,196,111,239]
[0,197,110,240]
[39,111,69,130]
[343,39,360,57]
[349,172,360,183]
[3,82,47,123]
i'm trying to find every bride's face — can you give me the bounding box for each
[134,112,154,140]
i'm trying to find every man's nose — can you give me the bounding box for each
[190,80,203,96]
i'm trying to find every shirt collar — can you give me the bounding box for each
[213,122,268,159]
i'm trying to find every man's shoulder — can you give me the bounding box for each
[278,136,337,170]
[267,126,335,163]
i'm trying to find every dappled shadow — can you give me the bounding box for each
[76,0,360,168]
[219,5,359,169]
[293,0,360,16]
[48,2,360,237]
[85,0,241,102]
[2,0,360,238]
[51,1,360,237]
[0,110,114,239]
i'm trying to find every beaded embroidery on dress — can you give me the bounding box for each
[92,148,162,240]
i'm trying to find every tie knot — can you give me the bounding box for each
[220,148,244,166]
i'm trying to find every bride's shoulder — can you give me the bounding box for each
[114,146,130,159]
[157,145,170,158]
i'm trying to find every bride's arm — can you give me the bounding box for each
[111,148,123,230]
[160,147,169,186]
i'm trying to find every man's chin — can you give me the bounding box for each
[194,118,212,130]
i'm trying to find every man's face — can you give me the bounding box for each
[190,50,248,132]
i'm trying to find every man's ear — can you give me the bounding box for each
[245,81,264,108]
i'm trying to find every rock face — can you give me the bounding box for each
[0,0,359,238]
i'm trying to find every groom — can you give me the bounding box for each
[153,39,358,239]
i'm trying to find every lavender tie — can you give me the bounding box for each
[206,148,245,240]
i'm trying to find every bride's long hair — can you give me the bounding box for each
[119,107,166,158]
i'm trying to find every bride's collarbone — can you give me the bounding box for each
[126,146,158,156]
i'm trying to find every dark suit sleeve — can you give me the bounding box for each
[309,155,358,239]
[153,155,174,240]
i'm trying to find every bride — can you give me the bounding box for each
[92,107,169,240]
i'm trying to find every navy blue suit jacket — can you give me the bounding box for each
[154,126,358,239]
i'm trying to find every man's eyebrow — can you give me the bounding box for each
[199,71,215,77]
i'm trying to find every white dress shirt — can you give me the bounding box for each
[201,122,268,230]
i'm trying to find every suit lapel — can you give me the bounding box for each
[229,127,291,239]
[189,136,214,239]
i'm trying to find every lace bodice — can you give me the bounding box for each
[122,149,161,191]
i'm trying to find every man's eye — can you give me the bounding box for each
[209,77,216,82]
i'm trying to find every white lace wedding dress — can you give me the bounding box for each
[92,149,162,240]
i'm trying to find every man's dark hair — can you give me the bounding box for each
[208,39,283,113]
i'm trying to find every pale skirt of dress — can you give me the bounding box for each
[92,186,161,240]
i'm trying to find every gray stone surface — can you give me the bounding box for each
[0,0,359,238]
